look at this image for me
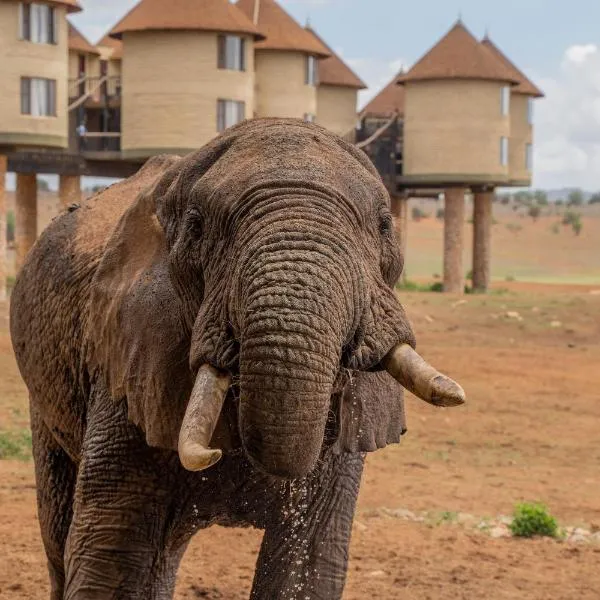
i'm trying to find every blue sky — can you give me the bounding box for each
[64,0,600,190]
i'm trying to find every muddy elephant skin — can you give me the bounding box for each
[11,119,420,599]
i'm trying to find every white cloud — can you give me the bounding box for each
[533,43,600,190]
[564,44,597,65]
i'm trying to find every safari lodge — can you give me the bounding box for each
[0,0,543,300]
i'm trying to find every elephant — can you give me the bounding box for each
[10,119,464,600]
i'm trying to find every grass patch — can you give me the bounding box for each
[509,502,559,538]
[0,429,33,461]
[397,279,444,293]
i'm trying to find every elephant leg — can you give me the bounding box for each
[250,452,365,600]
[31,404,77,600]
[63,388,182,600]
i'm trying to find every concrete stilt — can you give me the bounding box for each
[0,156,7,301]
[443,187,466,293]
[15,173,37,271]
[472,189,494,293]
[59,174,81,209]
[391,194,409,279]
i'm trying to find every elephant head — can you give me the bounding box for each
[86,119,464,479]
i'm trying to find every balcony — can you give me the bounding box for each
[68,75,122,109]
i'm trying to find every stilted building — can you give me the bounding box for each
[305,27,366,136]
[360,21,543,293]
[0,0,82,300]
[237,0,329,121]
[0,4,544,299]
[110,0,264,159]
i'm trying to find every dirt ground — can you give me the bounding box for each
[2,282,600,599]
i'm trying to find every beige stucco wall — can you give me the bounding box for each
[509,93,533,185]
[403,79,511,185]
[254,50,317,119]
[122,30,254,158]
[0,1,69,149]
[316,85,358,136]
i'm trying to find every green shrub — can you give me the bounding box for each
[562,211,583,236]
[506,223,522,234]
[0,430,33,461]
[412,206,429,221]
[528,205,542,220]
[509,502,559,538]
[550,222,561,235]
[436,208,445,220]
[396,279,444,293]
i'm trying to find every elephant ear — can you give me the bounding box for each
[85,156,195,451]
[85,133,240,451]
[333,371,407,454]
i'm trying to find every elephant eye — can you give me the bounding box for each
[379,212,393,235]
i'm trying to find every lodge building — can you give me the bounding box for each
[0,1,543,300]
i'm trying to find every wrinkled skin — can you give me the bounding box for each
[11,120,417,599]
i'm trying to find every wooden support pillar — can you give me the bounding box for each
[443,187,466,294]
[472,189,494,293]
[15,173,38,271]
[0,156,6,301]
[391,194,409,279]
[59,174,81,209]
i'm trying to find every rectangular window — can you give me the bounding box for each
[500,137,509,166]
[526,143,533,170]
[217,99,245,132]
[527,98,534,125]
[501,86,510,116]
[217,35,245,71]
[305,55,318,86]
[19,3,57,44]
[20,77,56,116]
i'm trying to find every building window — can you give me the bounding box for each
[527,98,534,125]
[500,136,509,166]
[304,113,316,123]
[217,35,245,71]
[19,3,57,44]
[21,77,56,116]
[217,99,245,132]
[501,86,510,116]
[526,143,533,171]
[306,56,318,86]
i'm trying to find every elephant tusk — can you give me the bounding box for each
[383,344,466,408]
[178,364,232,472]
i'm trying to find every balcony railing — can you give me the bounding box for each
[76,132,121,153]
[68,75,122,109]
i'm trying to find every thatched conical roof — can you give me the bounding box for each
[361,70,405,118]
[481,36,544,97]
[236,0,329,57]
[110,0,265,40]
[398,21,519,85]
[306,27,365,89]
[68,23,99,55]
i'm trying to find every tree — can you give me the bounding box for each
[528,205,541,221]
[588,192,600,205]
[567,189,585,206]
[37,178,50,192]
[534,190,548,206]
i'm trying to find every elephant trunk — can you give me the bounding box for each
[237,231,352,478]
